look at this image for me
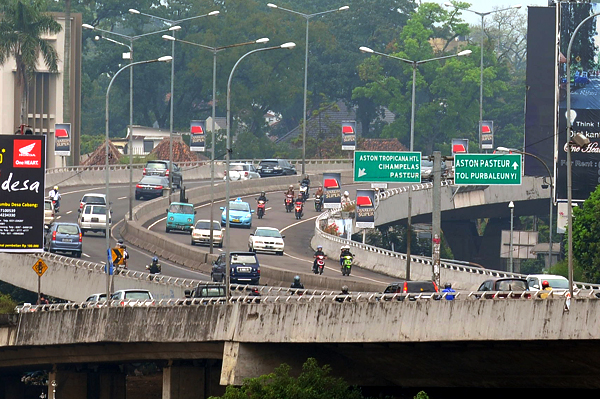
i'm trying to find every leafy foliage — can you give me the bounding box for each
[571,185,600,283]
[0,293,17,314]
[210,358,366,399]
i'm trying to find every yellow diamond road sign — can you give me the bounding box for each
[32,259,48,277]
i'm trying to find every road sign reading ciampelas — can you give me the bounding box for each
[454,154,522,185]
[354,151,421,183]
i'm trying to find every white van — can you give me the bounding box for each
[526,274,570,292]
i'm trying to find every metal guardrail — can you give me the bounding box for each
[45,159,352,175]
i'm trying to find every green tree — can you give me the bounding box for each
[210,358,366,399]
[0,293,17,314]
[0,0,62,124]
[571,185,600,283]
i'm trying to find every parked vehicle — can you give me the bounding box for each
[166,202,196,233]
[224,162,261,181]
[143,160,183,188]
[248,227,285,255]
[191,220,223,247]
[78,193,107,213]
[44,222,83,258]
[135,176,169,200]
[78,204,111,236]
[257,159,296,177]
[477,277,529,299]
[211,251,260,285]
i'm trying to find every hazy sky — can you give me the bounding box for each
[432,0,550,26]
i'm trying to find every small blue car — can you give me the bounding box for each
[221,198,253,228]
[44,222,82,258]
[166,202,196,233]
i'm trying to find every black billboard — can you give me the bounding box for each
[355,189,375,229]
[323,172,341,209]
[0,135,46,252]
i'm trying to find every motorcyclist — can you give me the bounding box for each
[296,193,305,205]
[257,191,268,203]
[442,283,456,300]
[290,275,304,289]
[300,174,311,188]
[314,185,324,198]
[340,245,354,266]
[147,256,161,274]
[121,245,129,269]
[284,185,295,206]
[313,245,326,273]
[341,190,351,207]
[48,186,61,211]
[336,285,350,302]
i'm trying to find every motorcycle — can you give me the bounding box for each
[285,194,294,213]
[299,182,309,201]
[341,255,353,276]
[294,201,304,220]
[146,263,161,280]
[256,199,266,219]
[314,194,323,212]
[313,255,326,275]
[51,198,60,213]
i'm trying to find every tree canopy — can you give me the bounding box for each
[572,185,600,283]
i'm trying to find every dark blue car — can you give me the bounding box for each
[211,251,260,285]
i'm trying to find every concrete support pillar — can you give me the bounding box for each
[163,362,205,399]
[48,370,87,399]
[88,369,126,399]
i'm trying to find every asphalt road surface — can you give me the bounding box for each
[50,178,406,288]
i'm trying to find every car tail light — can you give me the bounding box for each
[136,184,142,188]
[120,300,125,306]
[79,202,84,209]
[432,281,439,292]
[244,171,248,177]
[79,233,83,242]
[143,168,147,175]
[403,281,408,293]
[52,231,56,241]
[156,185,163,190]
[257,269,260,275]
[165,169,170,176]
[224,171,228,176]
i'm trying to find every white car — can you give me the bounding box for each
[110,289,155,306]
[78,204,111,236]
[248,227,285,256]
[191,219,223,247]
[44,199,55,227]
[526,274,571,292]
[78,193,107,213]
[224,163,261,181]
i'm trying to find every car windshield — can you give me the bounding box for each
[231,165,249,171]
[169,204,194,214]
[146,162,167,170]
[421,160,433,168]
[545,278,569,289]
[122,291,152,300]
[82,195,105,204]
[255,229,281,238]
[141,176,166,185]
[231,255,257,264]
[405,281,436,292]
[260,161,278,167]
[229,202,250,212]
[44,201,52,210]
[497,280,527,291]
[85,205,106,215]
[56,225,79,235]
[198,287,225,297]
[195,221,220,230]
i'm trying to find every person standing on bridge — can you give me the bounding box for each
[540,280,552,299]
[442,283,456,300]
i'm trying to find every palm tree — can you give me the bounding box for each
[0,0,62,125]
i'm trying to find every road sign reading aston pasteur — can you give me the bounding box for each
[354,151,421,183]
[454,153,522,185]
[0,135,46,252]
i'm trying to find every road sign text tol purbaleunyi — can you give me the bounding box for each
[454,154,522,185]
[354,151,421,183]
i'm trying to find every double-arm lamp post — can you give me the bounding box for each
[359,46,472,280]
[497,147,554,270]
[444,3,521,150]
[129,9,220,197]
[162,34,270,253]
[82,23,179,221]
[267,3,349,174]
[224,42,296,299]
[105,56,173,299]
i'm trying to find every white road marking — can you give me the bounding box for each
[56,216,61,220]
[66,210,72,215]
[82,253,90,258]
[280,215,319,232]
[118,196,128,200]
[266,207,272,211]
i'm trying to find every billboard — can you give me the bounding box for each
[556,2,600,201]
[355,189,375,229]
[479,121,494,150]
[54,123,71,156]
[452,138,469,155]
[190,120,206,152]
[0,136,46,252]
[323,173,341,209]
[341,121,356,151]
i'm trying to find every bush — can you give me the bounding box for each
[0,294,17,314]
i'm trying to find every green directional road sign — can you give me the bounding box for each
[454,153,522,185]
[354,151,421,183]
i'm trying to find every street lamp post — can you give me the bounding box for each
[104,55,173,299]
[225,42,296,299]
[359,46,472,280]
[508,201,514,272]
[83,23,180,221]
[267,3,349,174]
[565,12,600,298]
[497,147,554,269]
[444,3,521,151]
[129,9,220,199]
[162,35,270,253]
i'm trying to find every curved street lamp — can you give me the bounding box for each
[104,55,173,299]
[162,34,269,253]
[224,42,296,298]
[267,3,349,174]
[129,9,220,199]
[359,46,472,280]
[444,3,521,150]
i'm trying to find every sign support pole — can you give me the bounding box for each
[432,151,441,287]
[37,275,41,304]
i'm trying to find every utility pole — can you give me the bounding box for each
[431,151,441,287]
